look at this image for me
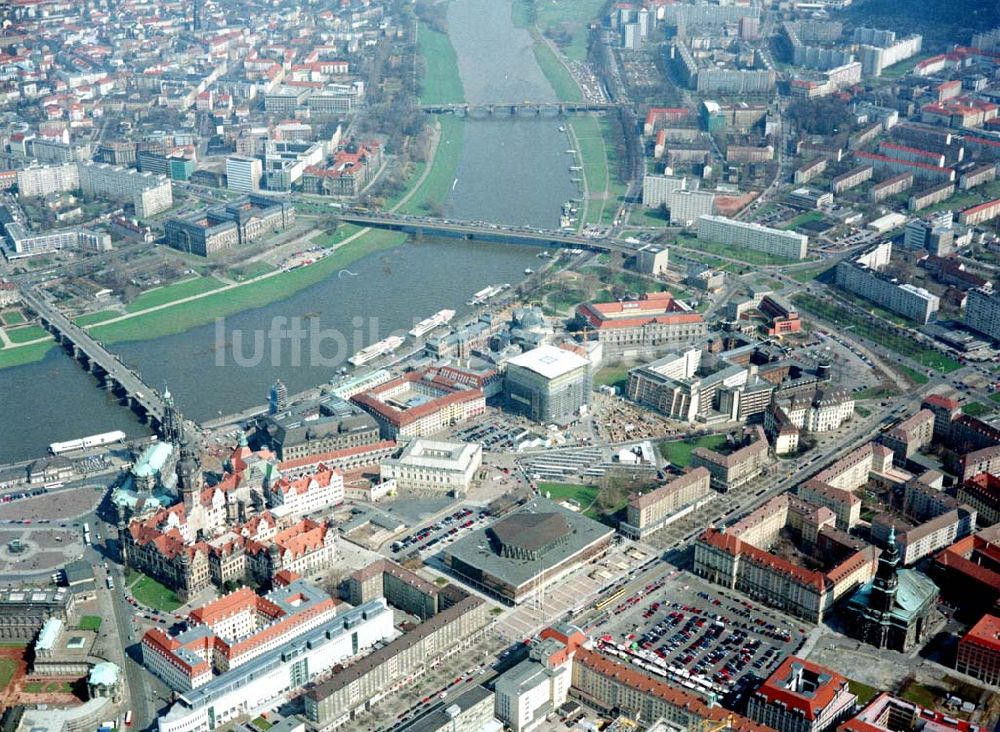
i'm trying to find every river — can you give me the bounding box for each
[0,0,576,462]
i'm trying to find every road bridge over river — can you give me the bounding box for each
[21,288,166,429]
[419,101,621,116]
[336,212,639,252]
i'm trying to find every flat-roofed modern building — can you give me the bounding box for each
[505,345,591,423]
[226,155,263,192]
[836,242,939,324]
[16,163,80,197]
[697,215,809,260]
[77,161,173,218]
[443,496,614,605]
[2,222,111,259]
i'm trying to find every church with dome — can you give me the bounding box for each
[844,526,939,652]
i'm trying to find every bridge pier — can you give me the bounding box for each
[127,396,150,423]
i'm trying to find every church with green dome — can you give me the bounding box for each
[845,526,939,652]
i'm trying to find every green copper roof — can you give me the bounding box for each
[134,441,173,478]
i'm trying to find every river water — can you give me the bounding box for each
[0,0,575,462]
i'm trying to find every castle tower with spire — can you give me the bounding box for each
[176,423,203,524]
[160,385,182,444]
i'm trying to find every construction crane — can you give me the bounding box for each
[701,714,735,732]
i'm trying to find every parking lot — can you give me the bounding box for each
[452,415,546,452]
[391,506,490,558]
[590,569,810,705]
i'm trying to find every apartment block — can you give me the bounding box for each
[15,163,79,197]
[831,165,873,194]
[78,162,173,218]
[304,596,491,727]
[621,467,712,539]
[691,426,770,491]
[697,215,808,260]
[835,243,939,324]
[964,287,1000,342]
[870,173,914,203]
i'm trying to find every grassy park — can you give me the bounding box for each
[78,616,102,632]
[792,294,961,374]
[0,310,25,326]
[0,658,15,692]
[398,117,464,216]
[571,116,624,227]
[513,0,605,61]
[73,310,119,327]
[788,261,837,283]
[531,40,582,102]
[417,22,465,105]
[0,340,55,369]
[595,366,630,393]
[125,276,225,313]
[539,482,599,510]
[659,434,727,468]
[128,570,182,612]
[4,325,48,343]
[962,402,994,418]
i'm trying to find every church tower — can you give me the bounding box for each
[870,525,900,616]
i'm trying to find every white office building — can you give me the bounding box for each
[226,155,263,192]
[494,654,572,732]
[3,222,111,259]
[379,439,482,496]
[697,215,809,260]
